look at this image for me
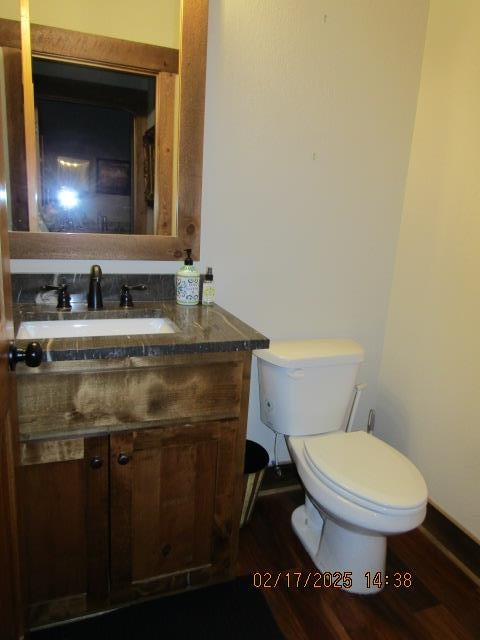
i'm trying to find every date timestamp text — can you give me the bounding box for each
[365,571,413,589]
[252,571,414,590]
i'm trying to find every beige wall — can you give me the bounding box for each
[0,0,180,49]
[0,1,18,21]
[377,0,480,540]
[10,1,429,462]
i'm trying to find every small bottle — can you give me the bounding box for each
[176,249,200,305]
[202,267,215,305]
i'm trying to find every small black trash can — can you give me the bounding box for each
[241,440,269,527]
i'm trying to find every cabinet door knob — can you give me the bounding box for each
[90,456,103,469]
[8,342,43,371]
[117,453,130,465]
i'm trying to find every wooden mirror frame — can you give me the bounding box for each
[2,0,207,260]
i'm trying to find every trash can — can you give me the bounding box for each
[240,440,269,527]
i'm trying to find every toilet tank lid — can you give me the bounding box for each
[253,339,364,368]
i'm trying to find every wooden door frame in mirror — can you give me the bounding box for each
[5,0,207,260]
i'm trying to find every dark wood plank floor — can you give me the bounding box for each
[236,489,480,640]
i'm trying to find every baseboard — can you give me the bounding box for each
[421,502,480,581]
[259,463,301,495]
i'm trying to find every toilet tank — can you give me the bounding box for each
[254,339,364,436]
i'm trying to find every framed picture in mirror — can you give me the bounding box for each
[96,159,131,196]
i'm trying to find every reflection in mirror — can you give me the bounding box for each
[31,59,157,235]
[29,0,180,50]
[2,0,180,236]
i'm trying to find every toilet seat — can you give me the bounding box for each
[302,431,427,514]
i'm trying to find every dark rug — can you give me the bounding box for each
[31,576,284,639]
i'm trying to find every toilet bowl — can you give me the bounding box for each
[287,431,427,593]
[254,339,428,594]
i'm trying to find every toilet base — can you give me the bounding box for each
[291,499,387,594]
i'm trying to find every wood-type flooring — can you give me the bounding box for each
[237,489,480,640]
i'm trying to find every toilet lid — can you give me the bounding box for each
[303,431,427,511]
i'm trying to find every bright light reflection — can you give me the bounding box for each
[58,159,82,168]
[57,187,79,209]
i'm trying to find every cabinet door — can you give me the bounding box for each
[0,411,23,640]
[20,435,109,627]
[110,420,241,599]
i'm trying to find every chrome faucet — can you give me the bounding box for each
[87,264,103,310]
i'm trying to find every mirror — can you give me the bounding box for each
[0,0,207,259]
[31,59,163,235]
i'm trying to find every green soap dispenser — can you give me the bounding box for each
[176,249,200,305]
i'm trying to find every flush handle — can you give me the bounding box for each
[8,342,43,371]
[287,368,304,380]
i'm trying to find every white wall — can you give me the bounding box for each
[11,1,429,462]
[201,0,428,459]
[377,0,480,540]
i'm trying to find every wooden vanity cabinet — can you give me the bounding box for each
[110,419,240,600]
[20,435,110,624]
[17,351,252,627]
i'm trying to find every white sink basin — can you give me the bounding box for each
[16,317,177,339]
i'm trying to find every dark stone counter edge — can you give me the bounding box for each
[42,338,270,361]
[14,301,270,361]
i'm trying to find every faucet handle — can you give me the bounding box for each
[42,284,72,311]
[119,284,147,308]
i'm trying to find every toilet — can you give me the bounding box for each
[254,339,427,594]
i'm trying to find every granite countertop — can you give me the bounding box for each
[14,301,269,361]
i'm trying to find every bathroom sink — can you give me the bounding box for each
[16,317,177,339]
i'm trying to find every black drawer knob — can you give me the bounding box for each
[118,453,130,465]
[89,456,103,469]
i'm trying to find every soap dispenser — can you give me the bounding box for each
[176,249,200,305]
